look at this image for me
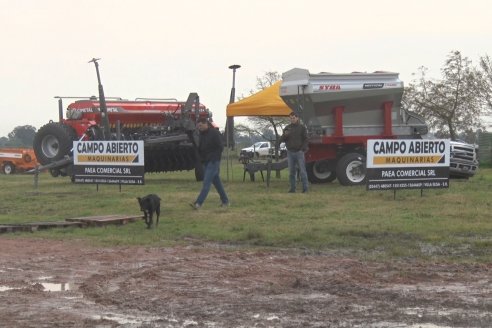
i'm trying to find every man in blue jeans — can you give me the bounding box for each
[279,111,309,193]
[190,118,229,209]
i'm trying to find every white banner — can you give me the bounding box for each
[367,139,450,168]
[74,141,144,166]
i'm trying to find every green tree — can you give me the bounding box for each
[235,123,276,144]
[403,51,486,141]
[7,125,37,147]
[0,136,8,147]
[479,54,492,111]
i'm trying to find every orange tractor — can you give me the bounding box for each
[0,148,39,174]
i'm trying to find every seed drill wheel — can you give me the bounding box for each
[144,142,204,181]
[33,122,77,165]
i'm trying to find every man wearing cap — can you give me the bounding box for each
[279,112,309,193]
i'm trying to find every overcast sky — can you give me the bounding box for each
[1,0,491,138]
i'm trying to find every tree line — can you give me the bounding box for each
[2,51,491,149]
[403,51,491,142]
[0,125,37,148]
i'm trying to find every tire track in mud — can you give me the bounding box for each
[79,251,492,327]
[1,238,491,327]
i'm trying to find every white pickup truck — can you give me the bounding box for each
[449,140,479,178]
[240,141,287,159]
[240,142,273,158]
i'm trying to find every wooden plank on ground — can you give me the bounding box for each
[0,221,85,233]
[0,225,31,233]
[29,221,86,230]
[66,215,143,226]
[0,215,143,234]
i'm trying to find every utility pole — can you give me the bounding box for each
[88,58,111,140]
[226,64,241,181]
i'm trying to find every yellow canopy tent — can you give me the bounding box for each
[226,81,292,117]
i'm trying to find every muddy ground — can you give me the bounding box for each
[0,238,491,328]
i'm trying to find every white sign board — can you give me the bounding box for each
[366,139,450,190]
[73,140,144,185]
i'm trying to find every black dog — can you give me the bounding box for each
[137,194,161,229]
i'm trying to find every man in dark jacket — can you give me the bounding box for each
[279,111,309,193]
[190,118,229,209]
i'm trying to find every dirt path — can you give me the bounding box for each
[0,238,491,327]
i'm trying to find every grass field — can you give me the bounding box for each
[1,163,491,262]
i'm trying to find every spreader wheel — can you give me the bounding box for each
[306,160,337,184]
[336,153,366,186]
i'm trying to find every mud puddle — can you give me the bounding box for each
[0,238,491,327]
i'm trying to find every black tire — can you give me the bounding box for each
[307,160,337,184]
[33,122,77,165]
[3,163,15,175]
[336,153,366,186]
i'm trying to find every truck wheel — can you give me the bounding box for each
[307,160,336,183]
[33,122,77,165]
[336,153,366,186]
[3,163,15,175]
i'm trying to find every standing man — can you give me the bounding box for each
[190,118,229,209]
[279,111,309,193]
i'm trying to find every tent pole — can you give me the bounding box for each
[227,64,241,182]
[225,120,231,182]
